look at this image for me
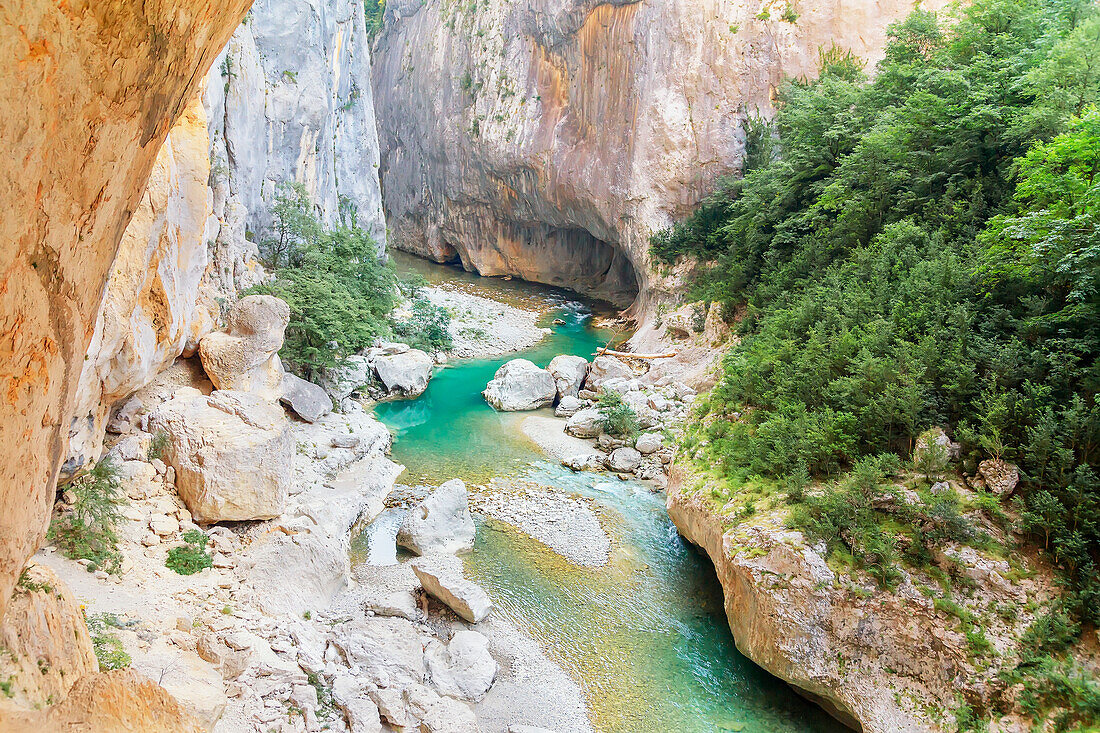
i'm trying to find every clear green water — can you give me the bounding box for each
[367,257,846,733]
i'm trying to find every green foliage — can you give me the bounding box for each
[48,457,125,573]
[658,0,1100,625]
[85,613,131,672]
[391,277,453,352]
[596,391,640,439]
[166,530,213,576]
[307,671,338,721]
[251,183,398,380]
[147,430,168,462]
[364,0,385,39]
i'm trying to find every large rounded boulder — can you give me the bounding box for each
[198,295,290,401]
[547,355,588,400]
[482,359,556,411]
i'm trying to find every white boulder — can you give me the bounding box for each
[483,359,556,411]
[564,407,604,438]
[584,355,632,391]
[608,447,643,473]
[373,348,433,397]
[424,630,498,701]
[554,395,584,417]
[547,355,588,400]
[279,372,332,423]
[635,432,664,454]
[397,479,476,556]
[149,389,292,522]
[412,555,493,623]
[198,295,289,400]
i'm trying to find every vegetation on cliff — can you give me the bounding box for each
[655,0,1100,727]
[251,183,450,378]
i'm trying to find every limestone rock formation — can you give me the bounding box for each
[373,349,434,397]
[0,564,97,709]
[280,373,334,422]
[412,555,493,624]
[483,359,557,411]
[397,480,476,556]
[607,446,642,473]
[564,407,604,439]
[424,630,498,701]
[547,355,588,400]
[198,295,290,400]
[371,0,945,310]
[150,389,293,522]
[204,0,388,252]
[0,0,250,625]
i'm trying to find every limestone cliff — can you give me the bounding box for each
[665,463,1085,733]
[0,0,251,625]
[205,0,388,252]
[371,0,946,310]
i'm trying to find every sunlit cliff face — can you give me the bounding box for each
[0,0,251,621]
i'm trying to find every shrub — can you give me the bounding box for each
[85,613,131,671]
[596,392,640,439]
[48,457,125,573]
[250,183,398,380]
[147,430,169,462]
[392,296,452,352]
[166,530,213,576]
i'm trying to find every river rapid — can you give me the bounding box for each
[355,253,846,733]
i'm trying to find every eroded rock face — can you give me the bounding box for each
[150,389,293,522]
[372,0,944,310]
[0,0,251,622]
[204,0,388,252]
[198,295,290,400]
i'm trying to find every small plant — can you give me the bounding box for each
[221,605,233,616]
[307,671,338,721]
[166,530,213,576]
[303,610,312,620]
[596,391,640,439]
[0,675,13,698]
[85,613,131,672]
[48,457,125,573]
[147,430,169,461]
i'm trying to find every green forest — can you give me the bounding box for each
[654,0,1099,727]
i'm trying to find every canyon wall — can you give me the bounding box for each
[65,0,390,470]
[371,0,946,310]
[0,0,251,624]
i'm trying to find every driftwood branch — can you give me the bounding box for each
[596,347,678,360]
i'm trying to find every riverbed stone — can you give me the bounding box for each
[547,355,588,400]
[397,479,475,555]
[564,407,603,438]
[554,395,584,417]
[584,355,632,391]
[424,630,498,701]
[483,359,556,411]
[279,372,332,423]
[373,348,433,397]
[635,432,664,455]
[412,555,492,623]
[608,447,643,473]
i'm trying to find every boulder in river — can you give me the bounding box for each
[373,348,433,397]
[412,554,493,623]
[424,630,498,701]
[547,354,588,400]
[564,407,603,438]
[279,373,332,423]
[397,479,475,555]
[482,359,556,411]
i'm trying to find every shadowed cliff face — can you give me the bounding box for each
[371,0,947,312]
[0,0,251,621]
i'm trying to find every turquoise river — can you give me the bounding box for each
[357,252,846,733]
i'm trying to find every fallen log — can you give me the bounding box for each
[596,347,678,360]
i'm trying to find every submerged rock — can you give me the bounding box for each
[483,359,556,411]
[412,555,492,623]
[547,354,588,400]
[279,373,332,423]
[149,388,292,522]
[397,479,476,556]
